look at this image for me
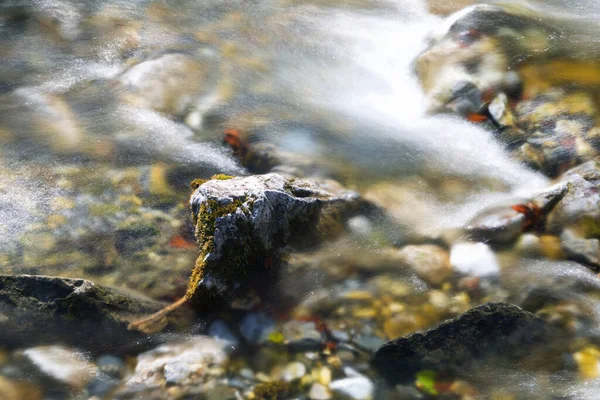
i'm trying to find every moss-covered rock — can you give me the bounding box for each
[186,173,371,306]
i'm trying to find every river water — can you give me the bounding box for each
[2,0,600,398]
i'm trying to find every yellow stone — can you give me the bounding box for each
[342,290,374,301]
[574,347,600,379]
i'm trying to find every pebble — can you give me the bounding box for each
[281,320,325,351]
[96,355,125,378]
[239,312,276,345]
[281,361,307,382]
[309,383,332,400]
[126,336,229,388]
[450,242,500,277]
[209,320,240,347]
[22,346,98,390]
[397,244,453,285]
[330,368,374,400]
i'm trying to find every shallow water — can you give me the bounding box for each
[2,0,600,398]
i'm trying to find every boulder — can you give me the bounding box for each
[186,173,371,304]
[0,275,192,351]
[372,302,560,385]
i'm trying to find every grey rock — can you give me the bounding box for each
[208,320,239,347]
[558,160,600,185]
[546,176,600,235]
[281,320,325,351]
[239,312,275,345]
[187,173,370,302]
[561,229,600,269]
[352,334,386,353]
[464,205,526,245]
[372,302,561,385]
[125,336,230,388]
[0,275,190,351]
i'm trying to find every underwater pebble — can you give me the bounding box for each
[127,336,229,388]
[209,320,240,347]
[281,361,307,382]
[22,346,98,390]
[282,320,325,351]
[239,312,276,345]
[330,367,374,400]
[450,242,499,277]
[309,383,332,400]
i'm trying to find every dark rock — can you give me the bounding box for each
[186,173,371,304]
[0,275,191,352]
[372,302,560,385]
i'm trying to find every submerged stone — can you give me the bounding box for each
[0,275,191,351]
[372,302,560,385]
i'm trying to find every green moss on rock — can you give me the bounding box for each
[252,380,291,400]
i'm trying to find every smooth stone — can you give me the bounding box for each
[209,320,240,347]
[330,367,374,400]
[281,320,325,351]
[396,245,452,285]
[239,312,276,345]
[450,242,500,277]
[309,383,332,400]
[22,346,98,390]
[281,361,306,382]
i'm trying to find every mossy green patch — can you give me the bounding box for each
[252,380,291,400]
[211,174,235,180]
[186,196,264,303]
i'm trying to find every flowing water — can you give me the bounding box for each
[2,0,600,398]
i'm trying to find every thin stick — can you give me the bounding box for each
[128,296,188,334]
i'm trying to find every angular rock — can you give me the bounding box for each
[464,205,527,245]
[0,275,191,351]
[125,336,230,388]
[372,302,560,385]
[546,176,600,235]
[186,173,371,304]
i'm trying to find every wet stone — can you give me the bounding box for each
[239,312,276,345]
[187,173,371,304]
[396,245,452,286]
[208,320,240,347]
[372,302,561,385]
[561,229,600,269]
[464,205,526,245]
[0,275,191,351]
[280,361,307,382]
[330,367,374,400]
[281,320,325,351]
[125,336,230,389]
[450,242,500,277]
[22,345,98,390]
